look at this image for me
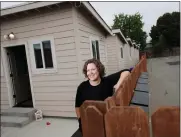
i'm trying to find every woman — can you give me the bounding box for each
[73,58,130,136]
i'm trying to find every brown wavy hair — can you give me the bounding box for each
[83,58,105,78]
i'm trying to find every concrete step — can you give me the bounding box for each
[1,116,32,127]
[1,108,36,119]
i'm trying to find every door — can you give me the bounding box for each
[6,49,19,105]
[6,46,33,107]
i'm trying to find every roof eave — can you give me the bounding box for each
[82,2,113,35]
[112,29,128,44]
[126,38,134,47]
[1,2,64,16]
[1,1,113,36]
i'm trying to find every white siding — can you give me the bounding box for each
[131,46,135,66]
[123,44,132,68]
[1,61,9,110]
[1,3,78,117]
[116,36,126,70]
[105,36,119,75]
[76,8,107,79]
[105,35,130,75]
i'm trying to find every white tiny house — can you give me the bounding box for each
[1,2,139,117]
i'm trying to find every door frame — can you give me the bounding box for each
[1,42,35,108]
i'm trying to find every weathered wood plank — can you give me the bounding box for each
[86,106,105,137]
[105,106,149,137]
[130,104,149,114]
[151,106,180,137]
[105,97,116,110]
[80,101,107,137]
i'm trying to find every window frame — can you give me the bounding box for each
[120,47,123,58]
[89,36,100,60]
[28,36,57,74]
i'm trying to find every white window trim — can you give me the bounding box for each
[89,36,100,60]
[120,47,123,59]
[28,36,57,75]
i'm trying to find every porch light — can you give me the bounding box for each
[3,34,9,40]
[9,32,15,40]
[3,32,15,40]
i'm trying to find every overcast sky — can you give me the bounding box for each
[1,1,180,42]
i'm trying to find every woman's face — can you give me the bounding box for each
[87,63,100,81]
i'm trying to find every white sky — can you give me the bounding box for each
[1,1,180,42]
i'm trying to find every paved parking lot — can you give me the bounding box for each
[1,118,78,137]
[147,56,180,114]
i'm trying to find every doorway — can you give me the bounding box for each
[5,45,33,108]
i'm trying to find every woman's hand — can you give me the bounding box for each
[114,71,130,92]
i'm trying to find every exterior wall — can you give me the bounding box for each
[105,36,119,75]
[123,44,131,68]
[105,35,127,75]
[131,46,135,66]
[1,3,79,117]
[116,36,126,71]
[1,56,9,110]
[135,48,139,64]
[76,7,107,78]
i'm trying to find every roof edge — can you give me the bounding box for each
[112,29,128,44]
[1,2,35,10]
[1,1,113,36]
[126,38,134,47]
[1,2,64,16]
[82,2,113,35]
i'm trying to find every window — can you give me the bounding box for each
[29,36,57,74]
[120,47,123,58]
[33,44,43,68]
[90,37,100,60]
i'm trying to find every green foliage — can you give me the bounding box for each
[149,12,180,52]
[112,12,147,51]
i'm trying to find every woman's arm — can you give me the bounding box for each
[75,83,83,119]
[113,71,130,92]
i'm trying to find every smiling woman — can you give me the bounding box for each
[74,58,130,135]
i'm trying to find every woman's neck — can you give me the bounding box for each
[89,78,101,86]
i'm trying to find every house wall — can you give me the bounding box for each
[1,3,79,117]
[75,7,107,78]
[105,36,118,75]
[116,36,126,70]
[105,35,127,75]
[131,46,135,66]
[123,43,131,68]
[135,48,139,64]
[1,56,9,110]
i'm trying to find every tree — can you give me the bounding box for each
[149,25,160,46]
[149,12,180,50]
[112,12,147,51]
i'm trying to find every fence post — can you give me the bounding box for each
[105,106,150,137]
[151,106,180,137]
[80,101,107,137]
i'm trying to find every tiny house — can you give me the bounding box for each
[1,2,139,117]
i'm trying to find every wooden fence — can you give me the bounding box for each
[80,54,180,137]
